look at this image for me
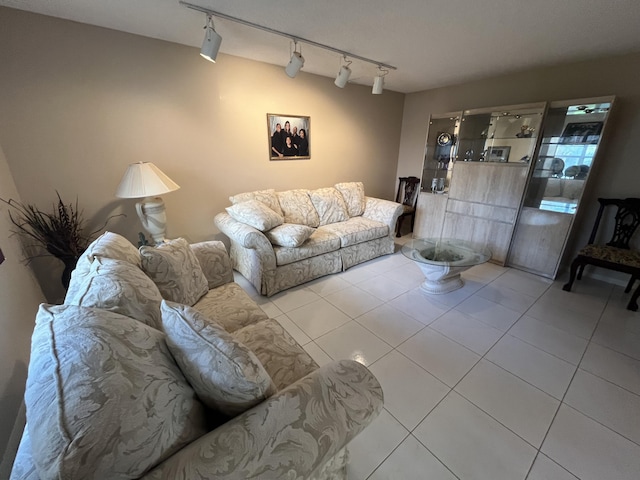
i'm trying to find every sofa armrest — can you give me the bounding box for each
[190,241,234,290]
[362,197,403,238]
[142,359,383,480]
[214,212,276,270]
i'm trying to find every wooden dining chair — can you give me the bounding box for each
[563,197,640,311]
[395,176,421,237]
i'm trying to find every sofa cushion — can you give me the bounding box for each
[229,188,283,216]
[140,238,209,306]
[64,257,162,329]
[335,182,366,217]
[193,282,269,333]
[226,199,284,232]
[319,217,389,248]
[273,229,341,266]
[276,189,320,227]
[309,187,350,226]
[190,241,234,290]
[233,318,318,391]
[266,223,315,247]
[26,304,207,480]
[75,231,141,274]
[161,302,276,416]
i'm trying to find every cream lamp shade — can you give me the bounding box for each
[115,162,180,244]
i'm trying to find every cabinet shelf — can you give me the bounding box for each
[459,136,537,141]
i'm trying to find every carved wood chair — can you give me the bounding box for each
[395,176,421,237]
[563,197,640,311]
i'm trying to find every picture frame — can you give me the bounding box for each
[267,113,310,160]
[486,145,511,163]
[560,121,603,144]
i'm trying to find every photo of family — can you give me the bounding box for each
[267,114,310,160]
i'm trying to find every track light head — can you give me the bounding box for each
[372,67,388,94]
[200,15,222,63]
[285,51,305,78]
[334,57,352,88]
[372,75,384,94]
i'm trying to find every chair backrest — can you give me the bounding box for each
[588,198,640,249]
[396,177,420,207]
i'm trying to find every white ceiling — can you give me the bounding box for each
[3,0,640,93]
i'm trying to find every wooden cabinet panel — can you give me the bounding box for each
[448,163,529,207]
[414,193,448,239]
[442,212,513,264]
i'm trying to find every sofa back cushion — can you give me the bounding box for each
[335,182,366,217]
[161,301,276,416]
[26,304,207,480]
[276,189,320,227]
[309,187,350,226]
[229,188,283,216]
[140,238,209,306]
[64,257,163,329]
[225,199,284,232]
[75,231,141,274]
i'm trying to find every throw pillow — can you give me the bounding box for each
[160,301,276,416]
[308,187,350,226]
[225,199,284,232]
[276,189,320,227]
[229,188,283,216]
[140,238,209,306]
[335,182,366,217]
[64,257,163,329]
[26,304,207,480]
[265,223,315,247]
[75,231,141,274]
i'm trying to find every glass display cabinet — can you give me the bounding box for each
[507,96,615,277]
[414,97,614,273]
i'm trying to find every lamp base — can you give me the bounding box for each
[135,197,168,244]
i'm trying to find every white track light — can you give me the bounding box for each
[372,67,388,94]
[334,56,352,88]
[200,15,222,63]
[285,42,304,78]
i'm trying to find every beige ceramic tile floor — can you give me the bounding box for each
[234,237,640,480]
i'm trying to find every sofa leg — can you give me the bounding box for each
[396,217,404,238]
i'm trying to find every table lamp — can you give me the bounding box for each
[115,162,180,244]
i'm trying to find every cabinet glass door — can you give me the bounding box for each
[508,97,614,277]
[421,113,460,194]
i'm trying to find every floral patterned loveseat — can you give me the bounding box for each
[10,232,383,480]
[215,182,403,296]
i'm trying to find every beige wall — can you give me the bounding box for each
[0,7,405,301]
[397,52,640,273]
[0,142,46,465]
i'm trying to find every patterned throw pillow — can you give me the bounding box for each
[75,231,141,274]
[265,223,315,247]
[276,189,320,227]
[26,304,207,480]
[308,187,350,226]
[229,188,283,216]
[64,257,163,329]
[335,182,366,217]
[140,238,209,306]
[225,200,284,232]
[161,301,276,416]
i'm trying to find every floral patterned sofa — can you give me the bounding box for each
[214,182,403,296]
[10,232,383,480]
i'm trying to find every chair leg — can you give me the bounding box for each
[624,275,637,294]
[577,263,586,280]
[563,258,582,292]
[396,217,404,238]
[628,283,640,312]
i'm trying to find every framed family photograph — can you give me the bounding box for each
[267,113,310,160]
[486,145,511,163]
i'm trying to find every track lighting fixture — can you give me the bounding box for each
[181,2,397,87]
[200,14,222,62]
[334,56,352,88]
[285,41,305,78]
[372,67,388,95]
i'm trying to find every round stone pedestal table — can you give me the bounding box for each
[402,238,491,294]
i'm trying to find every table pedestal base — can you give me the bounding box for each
[416,262,472,294]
